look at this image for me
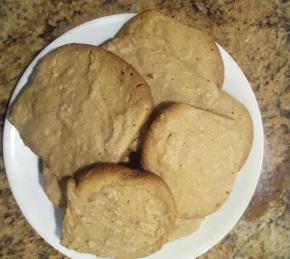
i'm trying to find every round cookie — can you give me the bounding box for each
[141,103,246,218]
[107,9,224,88]
[61,164,176,259]
[105,10,221,108]
[9,44,153,178]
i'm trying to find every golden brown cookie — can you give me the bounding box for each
[61,164,176,259]
[9,44,153,178]
[105,10,222,108]
[108,10,224,88]
[142,103,246,219]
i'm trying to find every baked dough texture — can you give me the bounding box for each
[105,10,223,107]
[61,164,176,259]
[142,103,246,219]
[9,44,153,178]
[169,218,203,241]
[209,91,253,168]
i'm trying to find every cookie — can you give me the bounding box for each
[108,10,224,88]
[105,10,222,108]
[61,164,176,259]
[142,103,246,218]
[9,44,153,178]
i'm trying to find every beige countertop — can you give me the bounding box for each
[0,0,289,258]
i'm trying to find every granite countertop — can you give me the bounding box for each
[0,0,289,258]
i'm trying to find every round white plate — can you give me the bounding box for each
[3,13,263,259]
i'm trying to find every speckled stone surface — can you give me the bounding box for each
[0,0,289,258]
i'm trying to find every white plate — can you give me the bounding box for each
[3,13,263,259]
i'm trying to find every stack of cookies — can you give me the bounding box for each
[8,10,253,259]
